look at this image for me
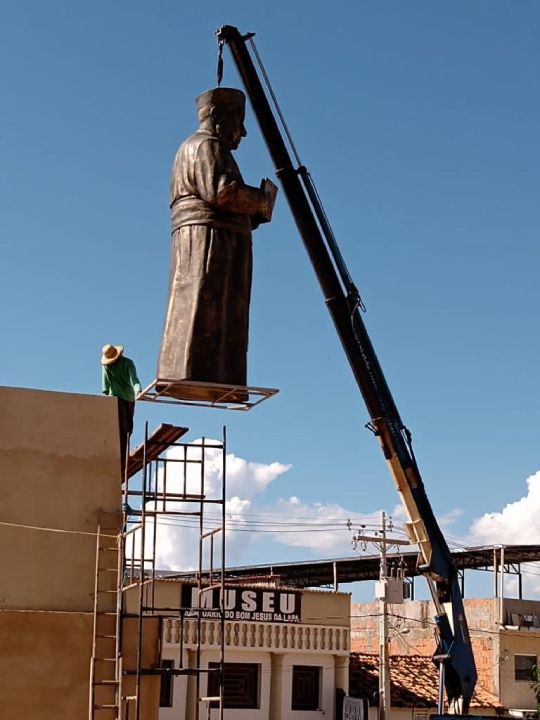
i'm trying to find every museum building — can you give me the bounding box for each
[150,578,351,720]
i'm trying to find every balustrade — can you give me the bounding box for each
[164,618,349,654]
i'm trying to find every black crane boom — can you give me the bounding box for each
[216,25,477,712]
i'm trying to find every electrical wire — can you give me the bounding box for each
[351,610,540,638]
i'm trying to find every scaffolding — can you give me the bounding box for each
[89,422,228,720]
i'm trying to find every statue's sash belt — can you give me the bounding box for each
[171,197,251,237]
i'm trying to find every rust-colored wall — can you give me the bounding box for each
[351,597,540,708]
[0,386,121,611]
[351,599,435,655]
[351,599,500,695]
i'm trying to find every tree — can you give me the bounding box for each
[530,665,540,717]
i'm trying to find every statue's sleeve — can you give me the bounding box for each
[194,138,269,216]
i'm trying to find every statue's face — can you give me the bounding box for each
[215,108,247,150]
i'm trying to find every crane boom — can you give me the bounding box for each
[216,25,477,711]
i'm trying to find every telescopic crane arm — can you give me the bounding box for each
[216,25,477,712]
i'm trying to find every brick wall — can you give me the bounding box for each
[351,598,499,695]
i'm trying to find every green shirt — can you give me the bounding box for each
[102,356,141,402]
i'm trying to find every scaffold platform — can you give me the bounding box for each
[126,423,189,479]
[137,378,279,411]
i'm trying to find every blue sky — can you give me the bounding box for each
[2,2,539,593]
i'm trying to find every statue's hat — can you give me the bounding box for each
[196,87,246,114]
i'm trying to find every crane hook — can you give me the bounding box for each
[216,38,224,86]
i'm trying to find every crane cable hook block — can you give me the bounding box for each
[216,37,224,86]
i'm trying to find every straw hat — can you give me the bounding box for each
[101,344,124,366]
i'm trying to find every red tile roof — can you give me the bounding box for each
[349,653,502,710]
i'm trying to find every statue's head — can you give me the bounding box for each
[196,87,247,150]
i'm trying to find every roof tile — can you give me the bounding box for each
[349,653,502,710]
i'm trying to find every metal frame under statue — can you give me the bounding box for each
[155,87,277,404]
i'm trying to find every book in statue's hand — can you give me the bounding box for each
[260,177,279,222]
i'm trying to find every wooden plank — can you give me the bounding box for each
[126,424,189,479]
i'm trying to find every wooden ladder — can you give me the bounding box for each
[89,525,123,719]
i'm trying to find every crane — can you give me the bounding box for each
[215,25,477,714]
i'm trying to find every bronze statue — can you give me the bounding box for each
[157,87,277,400]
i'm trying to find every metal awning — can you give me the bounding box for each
[159,545,540,588]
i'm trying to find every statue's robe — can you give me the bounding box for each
[157,130,267,391]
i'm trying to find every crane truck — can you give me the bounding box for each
[215,25,477,716]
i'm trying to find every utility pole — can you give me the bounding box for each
[379,512,390,720]
[352,512,410,720]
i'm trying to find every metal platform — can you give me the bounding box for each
[137,378,279,411]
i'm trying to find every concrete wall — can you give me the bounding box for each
[0,611,160,720]
[0,610,94,719]
[302,590,351,627]
[0,386,121,612]
[127,581,351,630]
[124,579,183,615]
[0,387,162,719]
[499,629,540,710]
[181,648,340,720]
[503,598,540,624]
[122,617,162,720]
[160,648,190,720]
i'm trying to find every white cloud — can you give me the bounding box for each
[466,470,540,597]
[153,440,291,501]
[255,497,369,555]
[227,455,290,500]
[469,470,540,545]
[133,441,292,571]
[126,441,383,571]
[131,444,540,589]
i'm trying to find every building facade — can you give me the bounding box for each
[351,596,540,714]
[152,580,351,720]
[0,386,160,720]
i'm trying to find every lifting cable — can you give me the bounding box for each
[243,37,410,438]
[249,36,366,311]
[218,32,366,316]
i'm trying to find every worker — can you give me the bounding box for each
[101,344,141,477]
[156,87,277,399]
